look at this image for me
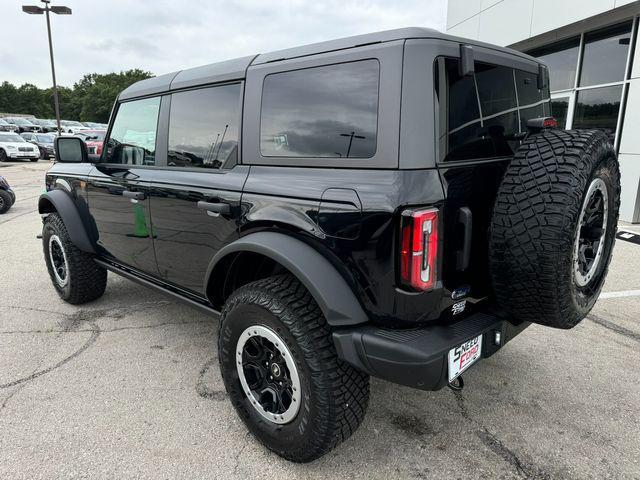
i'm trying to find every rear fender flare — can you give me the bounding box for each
[205,232,369,326]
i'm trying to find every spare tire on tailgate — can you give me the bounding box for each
[489,130,620,329]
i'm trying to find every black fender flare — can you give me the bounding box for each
[38,190,96,254]
[205,232,369,326]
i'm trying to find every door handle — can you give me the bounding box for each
[123,190,145,201]
[197,200,230,216]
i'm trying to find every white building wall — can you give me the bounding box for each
[447,0,628,44]
[447,0,640,222]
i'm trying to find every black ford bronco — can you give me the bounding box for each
[39,28,620,462]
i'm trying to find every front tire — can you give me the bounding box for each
[218,274,369,462]
[0,149,7,162]
[43,213,107,304]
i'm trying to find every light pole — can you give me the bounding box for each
[22,0,72,136]
[339,131,365,158]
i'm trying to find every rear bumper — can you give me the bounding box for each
[333,312,530,391]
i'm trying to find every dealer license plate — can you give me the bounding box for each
[448,334,482,382]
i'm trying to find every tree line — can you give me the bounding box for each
[0,69,153,123]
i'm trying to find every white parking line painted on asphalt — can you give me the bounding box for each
[599,290,640,299]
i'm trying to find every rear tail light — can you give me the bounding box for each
[399,208,439,291]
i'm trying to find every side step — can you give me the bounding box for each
[94,258,220,317]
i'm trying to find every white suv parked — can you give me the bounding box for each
[0,133,39,162]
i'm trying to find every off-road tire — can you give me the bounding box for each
[218,274,370,463]
[0,190,12,214]
[490,130,620,329]
[42,213,107,304]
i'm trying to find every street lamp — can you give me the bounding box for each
[339,131,366,158]
[22,0,72,136]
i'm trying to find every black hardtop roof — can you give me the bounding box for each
[119,27,540,101]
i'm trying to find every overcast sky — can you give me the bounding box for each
[0,0,447,88]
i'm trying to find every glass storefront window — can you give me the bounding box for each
[528,37,580,91]
[579,22,632,87]
[572,86,623,133]
[551,97,570,129]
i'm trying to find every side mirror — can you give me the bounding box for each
[54,136,89,163]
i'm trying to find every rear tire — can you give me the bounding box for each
[490,130,620,329]
[42,213,107,304]
[218,274,369,462]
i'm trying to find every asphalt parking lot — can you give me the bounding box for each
[1,160,639,479]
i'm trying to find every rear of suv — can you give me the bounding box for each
[39,28,619,462]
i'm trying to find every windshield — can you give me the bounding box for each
[61,120,83,127]
[9,118,35,126]
[0,133,25,142]
[0,119,8,125]
[36,134,54,143]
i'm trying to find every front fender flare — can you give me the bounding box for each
[38,190,95,254]
[206,232,369,326]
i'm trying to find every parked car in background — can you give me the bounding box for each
[81,121,104,128]
[82,129,106,157]
[3,117,42,133]
[0,132,39,161]
[0,175,15,214]
[60,120,89,134]
[31,119,58,133]
[21,132,55,159]
[0,119,19,133]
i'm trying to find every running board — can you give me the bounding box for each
[94,259,220,317]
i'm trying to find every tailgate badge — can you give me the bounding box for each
[452,300,467,315]
[452,285,471,300]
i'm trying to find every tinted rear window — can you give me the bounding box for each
[260,60,379,159]
[435,57,550,162]
[168,83,241,169]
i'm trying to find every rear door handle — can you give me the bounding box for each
[197,200,230,216]
[123,190,145,201]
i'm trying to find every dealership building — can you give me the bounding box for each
[447,0,640,223]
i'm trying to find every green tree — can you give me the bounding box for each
[75,69,153,123]
[0,69,153,122]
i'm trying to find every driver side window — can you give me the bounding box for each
[104,96,160,165]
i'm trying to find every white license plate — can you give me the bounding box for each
[448,334,482,382]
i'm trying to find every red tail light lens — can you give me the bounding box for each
[400,208,439,291]
[542,117,558,128]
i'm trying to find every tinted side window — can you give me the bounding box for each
[168,83,241,169]
[104,96,160,165]
[435,58,550,162]
[260,60,379,159]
